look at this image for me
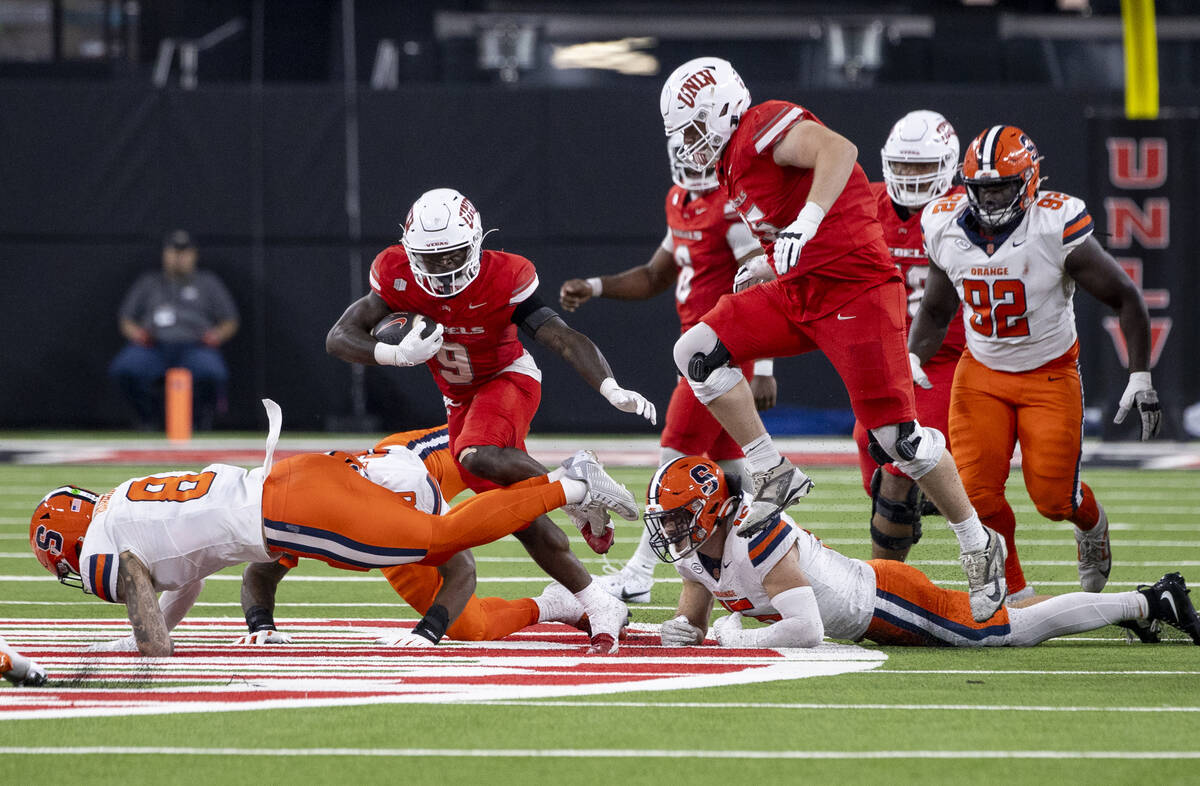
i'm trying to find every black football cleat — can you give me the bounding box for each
[1116,618,1161,644]
[1139,572,1200,645]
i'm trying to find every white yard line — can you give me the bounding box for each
[0,746,1196,760]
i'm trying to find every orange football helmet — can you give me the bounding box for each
[644,456,738,562]
[961,125,1043,231]
[29,486,98,589]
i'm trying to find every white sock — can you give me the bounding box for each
[948,511,988,554]
[1006,591,1145,646]
[624,526,658,576]
[741,435,782,474]
[559,478,587,505]
[574,580,607,612]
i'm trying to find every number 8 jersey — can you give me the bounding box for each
[78,465,277,602]
[921,190,1094,372]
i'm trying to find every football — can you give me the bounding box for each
[371,312,439,345]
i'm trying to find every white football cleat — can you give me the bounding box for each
[594,565,654,604]
[961,526,1007,621]
[580,588,630,655]
[1074,504,1112,593]
[737,457,813,538]
[561,449,639,522]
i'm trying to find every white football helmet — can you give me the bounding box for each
[668,133,719,192]
[880,110,960,208]
[402,188,484,298]
[660,57,750,170]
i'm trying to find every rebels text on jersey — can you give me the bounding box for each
[717,101,890,279]
[922,191,1095,373]
[870,182,967,362]
[369,247,541,397]
[661,186,761,332]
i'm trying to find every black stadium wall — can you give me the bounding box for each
[1,82,1197,435]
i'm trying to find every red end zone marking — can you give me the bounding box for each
[0,619,886,719]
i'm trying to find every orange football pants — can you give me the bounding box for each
[949,343,1099,594]
[261,452,566,570]
[864,559,1012,646]
[380,563,538,641]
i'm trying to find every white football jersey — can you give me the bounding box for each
[78,464,276,603]
[921,190,1095,372]
[673,513,876,641]
[359,446,449,515]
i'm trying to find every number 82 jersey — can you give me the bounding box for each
[921,190,1094,373]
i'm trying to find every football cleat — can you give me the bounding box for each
[1139,572,1200,645]
[1117,618,1162,644]
[579,587,630,654]
[561,450,639,522]
[737,458,813,539]
[1074,504,1112,593]
[594,565,654,604]
[961,527,1008,622]
[534,581,586,627]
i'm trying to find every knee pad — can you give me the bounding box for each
[868,468,924,551]
[868,421,945,480]
[672,323,743,405]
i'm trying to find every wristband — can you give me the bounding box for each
[753,359,774,376]
[796,201,826,230]
[412,603,450,644]
[1128,370,1152,386]
[244,605,277,633]
[599,377,619,398]
[586,277,603,297]
[373,341,397,366]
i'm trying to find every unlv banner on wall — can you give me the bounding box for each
[1086,110,1200,440]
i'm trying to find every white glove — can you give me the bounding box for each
[1114,371,1161,441]
[713,612,754,647]
[660,615,705,647]
[599,377,657,424]
[373,317,445,367]
[733,257,776,293]
[375,630,437,647]
[87,634,140,652]
[772,203,825,276]
[232,629,294,646]
[909,352,932,390]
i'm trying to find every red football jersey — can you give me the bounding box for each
[662,186,758,332]
[870,182,967,362]
[717,100,891,279]
[369,246,540,399]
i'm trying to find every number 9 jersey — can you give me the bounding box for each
[369,246,542,398]
[921,190,1094,372]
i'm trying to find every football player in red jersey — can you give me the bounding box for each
[559,139,775,604]
[659,57,1007,622]
[326,188,656,653]
[850,110,967,563]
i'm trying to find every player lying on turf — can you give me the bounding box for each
[234,425,602,647]
[646,456,1200,648]
[1,635,47,686]
[28,400,638,656]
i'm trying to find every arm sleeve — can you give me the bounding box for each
[660,228,675,254]
[510,293,558,337]
[748,586,824,648]
[725,219,761,259]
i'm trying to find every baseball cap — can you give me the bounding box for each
[163,229,195,249]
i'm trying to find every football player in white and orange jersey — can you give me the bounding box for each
[851,110,966,562]
[327,188,655,652]
[558,139,773,604]
[909,125,1162,601]
[235,425,596,647]
[28,401,638,656]
[647,457,1198,649]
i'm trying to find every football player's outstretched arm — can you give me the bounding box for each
[714,545,823,649]
[1066,237,1151,373]
[908,263,959,365]
[118,551,173,657]
[325,292,395,364]
[232,560,295,644]
[530,315,657,424]
[559,247,678,312]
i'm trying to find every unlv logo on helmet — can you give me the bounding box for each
[458,197,478,224]
[675,68,717,108]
